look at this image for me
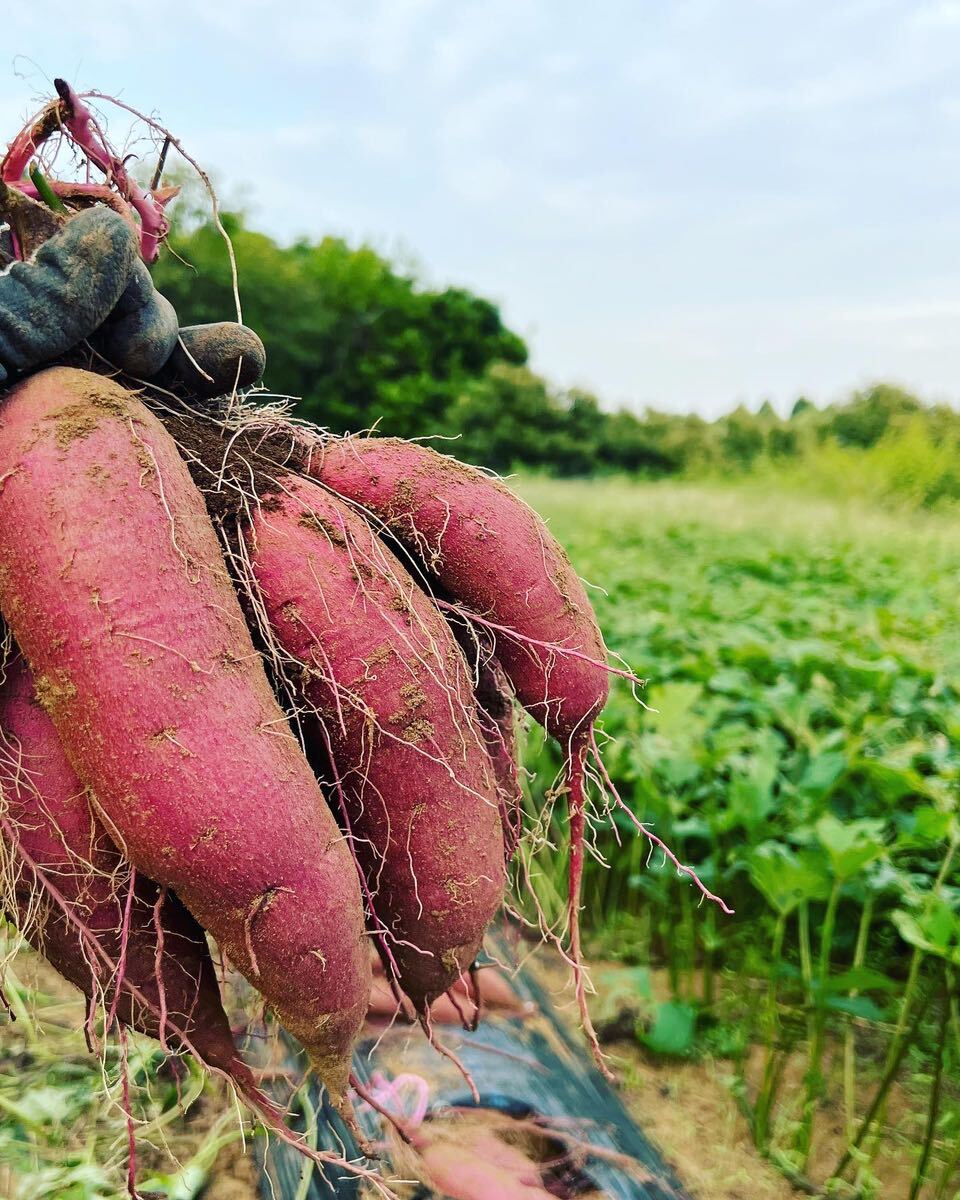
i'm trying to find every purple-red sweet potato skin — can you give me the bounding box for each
[310,438,608,739]
[248,475,505,1007]
[473,655,523,861]
[0,656,240,1071]
[0,368,369,1098]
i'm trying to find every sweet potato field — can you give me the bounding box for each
[519,477,960,1198]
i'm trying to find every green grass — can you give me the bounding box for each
[516,477,960,1197]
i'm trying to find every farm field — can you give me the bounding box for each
[2,476,958,1199]
[517,476,960,1198]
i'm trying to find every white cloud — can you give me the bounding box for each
[174,0,445,72]
[6,0,960,414]
[909,0,960,26]
[438,79,534,147]
[354,123,410,161]
[440,154,518,208]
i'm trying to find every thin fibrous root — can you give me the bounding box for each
[589,728,734,916]
[417,1011,480,1104]
[443,979,476,1033]
[565,728,613,1081]
[0,821,395,1196]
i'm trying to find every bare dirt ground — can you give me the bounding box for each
[203,1144,260,1200]
[530,958,924,1200]
[615,1041,918,1200]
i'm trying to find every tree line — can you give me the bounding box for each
[153,210,960,505]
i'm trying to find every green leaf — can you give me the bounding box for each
[797,752,846,800]
[852,758,935,803]
[645,681,704,738]
[815,814,885,879]
[895,806,955,847]
[748,842,832,915]
[708,668,753,696]
[14,1085,75,1126]
[590,966,653,1026]
[892,902,960,965]
[823,994,886,1021]
[672,816,711,840]
[825,967,899,994]
[639,1000,697,1057]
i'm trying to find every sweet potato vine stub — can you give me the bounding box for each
[1,80,172,262]
[0,367,371,1116]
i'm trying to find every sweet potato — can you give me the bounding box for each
[366,957,533,1026]
[0,655,245,1077]
[308,437,609,740]
[308,436,610,1065]
[470,648,523,861]
[415,1129,556,1200]
[245,474,505,1009]
[0,367,370,1106]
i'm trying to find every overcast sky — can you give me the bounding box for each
[6,1,960,416]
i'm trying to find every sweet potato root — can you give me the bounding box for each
[308,437,609,739]
[246,473,505,1009]
[307,436,612,1067]
[0,655,247,1077]
[0,367,370,1106]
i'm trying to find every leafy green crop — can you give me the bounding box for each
[517,477,960,1197]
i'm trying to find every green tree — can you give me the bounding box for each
[827,384,921,449]
[149,207,957,496]
[791,395,815,418]
[720,407,765,468]
[152,212,526,439]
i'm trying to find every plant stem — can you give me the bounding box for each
[801,878,840,1166]
[663,885,681,999]
[702,904,717,1008]
[793,901,816,1148]
[858,836,957,1177]
[680,881,695,1000]
[832,982,935,1181]
[931,972,960,1197]
[754,911,787,1151]
[733,973,763,1120]
[908,970,948,1200]
[798,901,814,1000]
[932,1102,960,1200]
[638,904,652,964]
[844,894,874,1142]
[0,959,39,1051]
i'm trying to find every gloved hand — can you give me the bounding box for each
[0,202,265,398]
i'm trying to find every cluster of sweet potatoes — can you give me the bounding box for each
[0,365,610,1127]
[0,83,625,1188]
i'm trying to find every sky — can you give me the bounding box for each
[5,1,960,417]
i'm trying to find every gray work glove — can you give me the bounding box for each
[0,206,265,398]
